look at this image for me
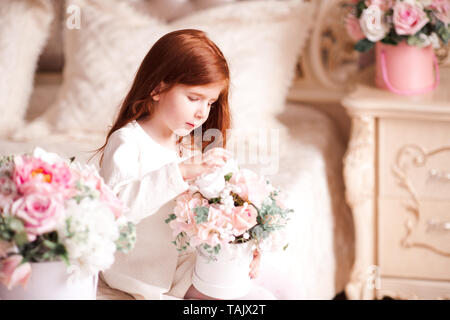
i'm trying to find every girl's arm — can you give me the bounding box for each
[100,132,189,223]
[113,162,189,223]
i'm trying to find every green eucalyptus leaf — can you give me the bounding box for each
[8,217,25,232]
[165,214,177,224]
[13,231,29,246]
[224,173,233,182]
[193,206,209,224]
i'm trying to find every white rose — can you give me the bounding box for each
[220,158,239,176]
[193,158,239,199]
[194,169,226,199]
[359,5,390,42]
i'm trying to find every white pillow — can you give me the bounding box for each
[14,0,315,140]
[0,0,53,138]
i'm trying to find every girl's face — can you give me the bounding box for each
[152,82,224,137]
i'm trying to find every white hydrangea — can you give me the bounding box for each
[219,187,234,214]
[58,198,119,279]
[419,32,441,49]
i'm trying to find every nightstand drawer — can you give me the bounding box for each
[378,198,450,281]
[379,118,450,202]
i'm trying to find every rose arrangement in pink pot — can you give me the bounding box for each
[166,159,292,299]
[346,0,449,95]
[0,147,136,300]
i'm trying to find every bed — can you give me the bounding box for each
[0,0,355,300]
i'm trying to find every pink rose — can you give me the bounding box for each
[230,169,272,208]
[0,255,31,290]
[431,0,450,24]
[11,191,64,241]
[13,156,73,197]
[75,165,102,192]
[0,240,14,259]
[230,204,258,236]
[346,13,365,41]
[393,1,430,35]
[174,192,208,223]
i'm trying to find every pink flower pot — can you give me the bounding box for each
[192,243,253,299]
[0,261,98,300]
[375,41,440,95]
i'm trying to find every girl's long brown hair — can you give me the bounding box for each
[91,29,231,167]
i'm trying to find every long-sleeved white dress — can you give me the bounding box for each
[99,120,197,300]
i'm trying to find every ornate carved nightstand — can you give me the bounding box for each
[342,67,450,300]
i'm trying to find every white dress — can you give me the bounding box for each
[99,120,197,300]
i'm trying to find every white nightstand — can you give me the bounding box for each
[342,66,450,300]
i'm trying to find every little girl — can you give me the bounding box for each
[94,29,265,300]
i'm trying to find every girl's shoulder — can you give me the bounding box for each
[105,122,140,151]
[108,121,140,142]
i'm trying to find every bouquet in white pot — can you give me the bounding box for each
[166,159,293,299]
[0,147,136,299]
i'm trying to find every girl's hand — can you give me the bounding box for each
[178,147,233,181]
[249,248,260,279]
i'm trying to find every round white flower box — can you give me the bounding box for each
[0,261,98,300]
[192,242,253,299]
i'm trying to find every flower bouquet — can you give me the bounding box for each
[166,159,292,299]
[0,147,136,300]
[346,0,449,94]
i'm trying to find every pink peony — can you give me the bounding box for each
[230,169,272,208]
[0,255,31,290]
[195,206,233,247]
[11,191,64,241]
[431,0,450,24]
[229,204,258,236]
[13,156,73,197]
[393,1,430,35]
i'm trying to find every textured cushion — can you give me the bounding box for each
[0,0,53,137]
[37,0,64,72]
[14,0,315,141]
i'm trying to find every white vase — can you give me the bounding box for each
[0,261,98,300]
[192,242,253,299]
